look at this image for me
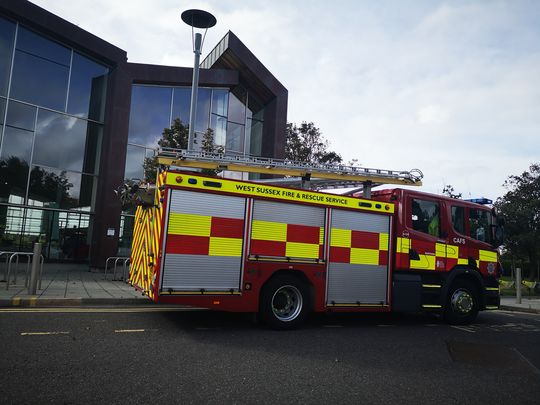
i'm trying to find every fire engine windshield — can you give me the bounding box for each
[469,208,492,244]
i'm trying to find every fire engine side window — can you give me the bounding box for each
[451,206,465,234]
[411,199,440,237]
[469,208,492,243]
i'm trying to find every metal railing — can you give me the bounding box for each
[105,257,130,281]
[1,251,19,282]
[5,251,44,290]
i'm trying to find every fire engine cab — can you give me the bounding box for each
[128,149,502,329]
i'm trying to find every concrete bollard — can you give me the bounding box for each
[515,267,521,304]
[28,242,41,295]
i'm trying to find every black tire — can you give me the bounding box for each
[444,279,479,325]
[259,275,310,330]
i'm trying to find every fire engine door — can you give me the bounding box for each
[160,189,246,292]
[327,209,391,305]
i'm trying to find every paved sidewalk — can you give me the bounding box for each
[500,296,540,314]
[0,262,148,307]
[1,261,539,313]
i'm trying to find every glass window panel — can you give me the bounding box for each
[411,199,440,237]
[469,208,493,243]
[0,204,23,251]
[226,122,245,153]
[67,52,109,121]
[0,97,6,124]
[1,126,33,163]
[10,50,69,111]
[171,87,190,126]
[124,144,145,180]
[451,206,465,235]
[81,122,102,175]
[128,85,172,147]
[210,114,227,146]
[248,118,264,156]
[0,17,15,96]
[118,214,135,256]
[0,152,30,204]
[16,27,71,66]
[247,93,264,119]
[212,89,228,117]
[6,100,36,131]
[34,110,87,172]
[195,88,211,133]
[228,92,245,124]
[28,167,88,210]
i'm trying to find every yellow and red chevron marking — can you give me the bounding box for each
[129,172,166,299]
[395,237,498,271]
[250,220,324,260]
[329,228,389,266]
[166,212,244,257]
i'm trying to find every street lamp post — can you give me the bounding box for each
[181,9,217,151]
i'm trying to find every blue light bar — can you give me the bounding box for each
[465,198,493,205]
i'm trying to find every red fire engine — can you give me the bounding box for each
[128,150,502,329]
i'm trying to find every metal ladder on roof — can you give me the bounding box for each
[155,148,424,196]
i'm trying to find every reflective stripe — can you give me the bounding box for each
[251,220,287,242]
[379,233,389,251]
[396,237,410,253]
[168,213,211,236]
[286,242,320,259]
[479,250,497,262]
[485,305,498,310]
[330,228,351,247]
[350,248,379,265]
[422,304,442,308]
[422,284,441,288]
[485,287,499,291]
[209,237,242,257]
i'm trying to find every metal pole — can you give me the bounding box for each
[28,243,41,295]
[187,32,202,151]
[515,267,522,304]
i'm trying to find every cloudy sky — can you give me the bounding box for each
[33,0,539,200]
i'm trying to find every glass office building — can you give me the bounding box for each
[0,1,287,267]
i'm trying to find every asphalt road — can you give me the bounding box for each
[1,308,539,404]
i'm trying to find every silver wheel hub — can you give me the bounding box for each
[451,289,473,314]
[271,285,303,322]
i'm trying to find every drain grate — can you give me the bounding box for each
[446,340,539,374]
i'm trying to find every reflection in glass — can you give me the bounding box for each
[118,214,135,256]
[1,126,33,163]
[10,50,69,111]
[212,89,228,117]
[195,88,211,133]
[124,144,145,180]
[81,122,102,175]
[0,98,6,124]
[171,87,191,125]
[210,114,227,146]
[128,85,172,147]
[228,91,246,124]
[28,166,92,210]
[0,155,29,203]
[34,110,87,172]
[248,118,264,156]
[16,27,71,66]
[0,17,15,96]
[226,122,245,153]
[6,100,36,131]
[67,52,108,121]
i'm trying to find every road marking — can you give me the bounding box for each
[0,307,206,314]
[21,331,70,336]
[450,325,476,333]
[115,329,146,333]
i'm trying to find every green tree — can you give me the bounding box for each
[495,163,540,279]
[442,184,462,199]
[285,122,342,164]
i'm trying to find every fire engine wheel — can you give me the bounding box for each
[444,279,479,325]
[260,275,309,329]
